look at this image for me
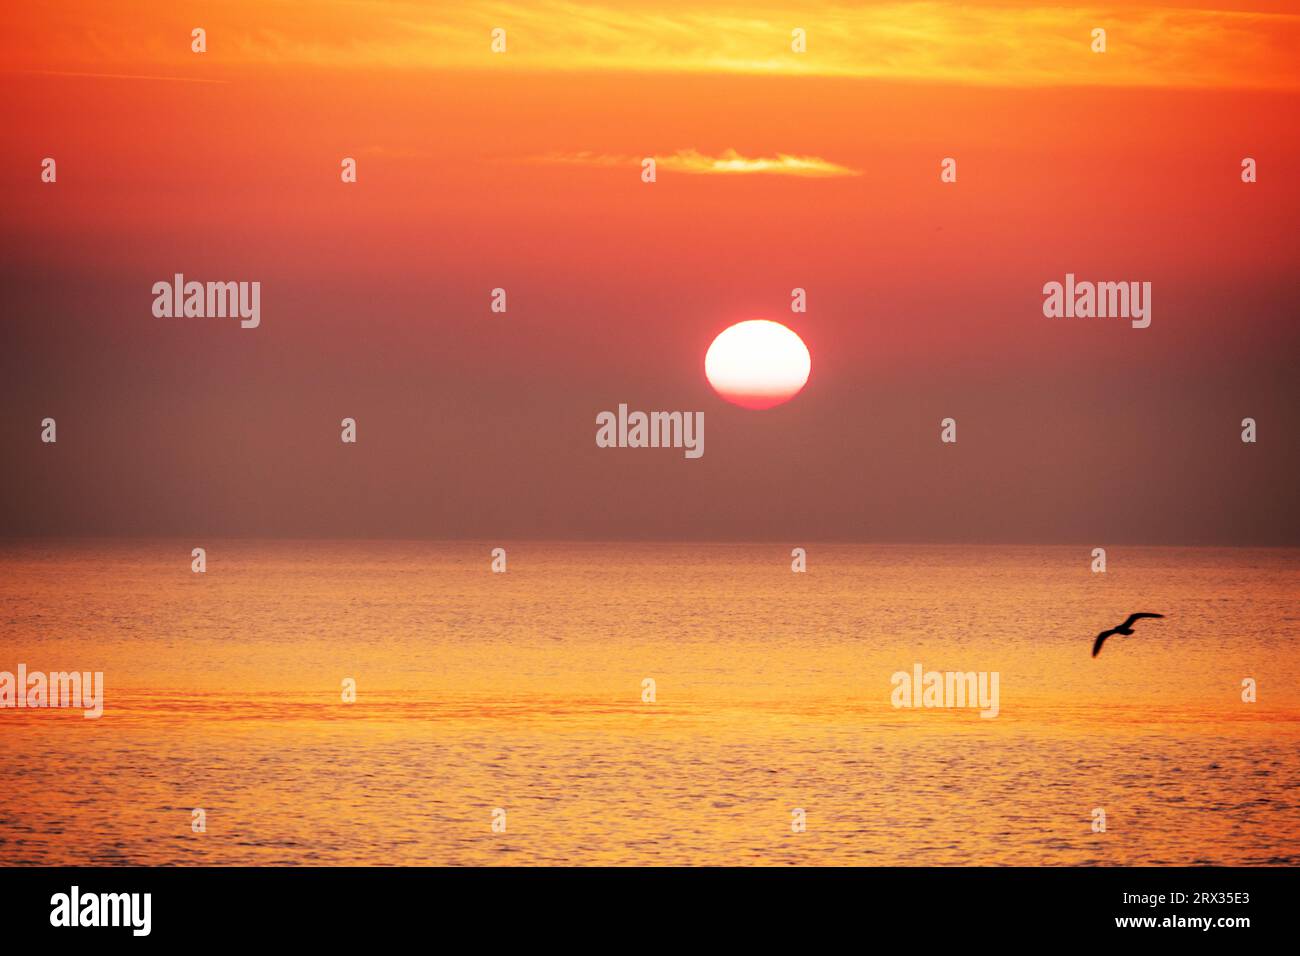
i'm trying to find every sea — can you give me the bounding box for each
[1,541,1296,865]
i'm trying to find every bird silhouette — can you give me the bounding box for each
[1092,613,1164,657]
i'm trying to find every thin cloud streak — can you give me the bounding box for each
[530,148,861,177]
[13,70,230,85]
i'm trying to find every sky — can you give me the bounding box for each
[1,1,1297,543]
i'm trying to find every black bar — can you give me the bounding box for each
[1,866,1291,942]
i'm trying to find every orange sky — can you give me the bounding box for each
[7,0,1300,87]
[1,1,1296,542]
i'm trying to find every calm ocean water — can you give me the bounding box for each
[1,541,1296,865]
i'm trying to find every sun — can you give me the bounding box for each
[705,320,811,409]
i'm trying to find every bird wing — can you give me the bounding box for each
[1092,630,1116,657]
[1121,612,1165,629]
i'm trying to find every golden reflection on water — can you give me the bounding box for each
[1,542,1296,865]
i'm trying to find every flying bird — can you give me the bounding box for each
[1092,613,1165,657]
